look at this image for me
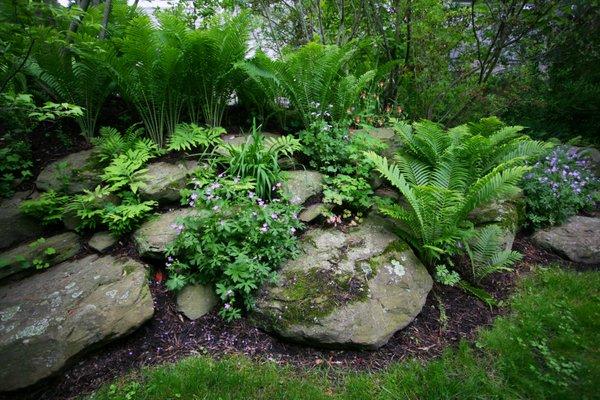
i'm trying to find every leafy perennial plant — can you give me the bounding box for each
[166,176,303,320]
[522,146,599,228]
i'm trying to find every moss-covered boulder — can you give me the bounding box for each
[176,284,218,320]
[251,216,432,349]
[139,160,198,204]
[35,150,99,194]
[0,232,82,282]
[0,255,154,391]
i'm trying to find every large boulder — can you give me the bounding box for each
[252,216,433,349]
[532,216,600,264]
[282,170,324,205]
[176,284,218,320]
[0,255,154,391]
[216,132,282,157]
[0,232,82,282]
[139,160,198,204]
[0,191,44,250]
[35,150,99,194]
[133,208,196,259]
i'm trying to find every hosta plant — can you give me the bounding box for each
[166,176,303,321]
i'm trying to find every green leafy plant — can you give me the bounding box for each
[166,176,303,321]
[465,225,523,281]
[91,125,159,167]
[366,117,547,268]
[183,13,250,126]
[220,122,301,199]
[20,190,69,226]
[167,123,224,154]
[102,148,153,193]
[115,13,186,146]
[521,146,599,228]
[101,194,157,237]
[244,42,375,127]
[322,174,373,210]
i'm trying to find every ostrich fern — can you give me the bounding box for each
[29,38,116,141]
[243,43,375,127]
[366,117,548,267]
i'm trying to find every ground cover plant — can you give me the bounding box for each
[522,145,599,228]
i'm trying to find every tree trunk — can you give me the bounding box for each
[99,0,112,39]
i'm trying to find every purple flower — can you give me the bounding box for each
[270,213,279,220]
[260,223,269,233]
[290,227,296,234]
[212,205,220,211]
[248,191,255,199]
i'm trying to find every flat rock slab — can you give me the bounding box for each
[0,191,44,250]
[532,216,600,264]
[139,160,198,204]
[282,170,324,205]
[0,255,154,391]
[88,231,117,253]
[0,232,82,281]
[177,284,218,320]
[252,216,432,349]
[35,150,99,194]
[133,208,196,259]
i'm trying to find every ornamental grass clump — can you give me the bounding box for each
[522,146,599,228]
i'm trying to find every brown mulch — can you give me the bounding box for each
[0,234,594,400]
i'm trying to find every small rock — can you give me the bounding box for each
[133,208,198,259]
[88,232,117,253]
[532,216,600,264]
[282,170,324,205]
[0,191,43,250]
[299,203,329,223]
[216,132,282,156]
[139,160,198,204]
[0,232,82,281]
[35,150,98,194]
[352,127,399,159]
[176,284,218,320]
[0,255,154,391]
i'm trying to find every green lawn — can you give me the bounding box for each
[89,266,599,400]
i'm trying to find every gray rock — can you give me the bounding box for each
[282,170,324,205]
[469,193,525,251]
[532,216,600,264]
[0,255,154,391]
[299,203,329,223]
[0,232,82,282]
[139,160,198,204]
[35,150,98,194]
[252,216,432,349]
[0,191,44,250]
[133,208,196,259]
[176,284,218,320]
[88,232,117,253]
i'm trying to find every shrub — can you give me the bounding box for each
[522,146,599,228]
[322,174,373,211]
[166,176,303,321]
[166,124,224,155]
